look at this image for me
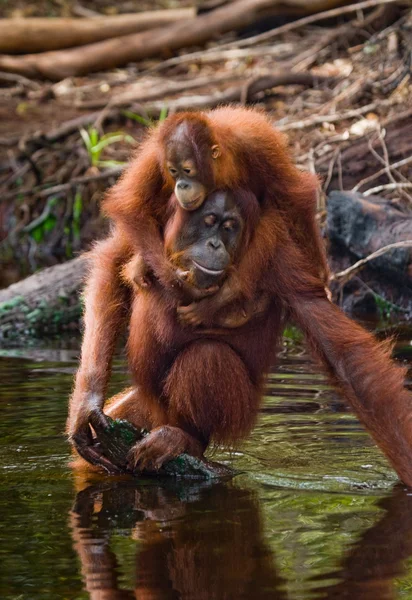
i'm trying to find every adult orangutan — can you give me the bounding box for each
[123,188,269,328]
[68,109,412,485]
[69,189,277,472]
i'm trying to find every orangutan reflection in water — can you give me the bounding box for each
[70,479,287,600]
[70,480,412,600]
[312,487,412,600]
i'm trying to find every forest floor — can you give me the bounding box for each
[0,0,411,290]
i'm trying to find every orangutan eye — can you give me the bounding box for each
[182,164,197,176]
[223,219,236,231]
[169,167,178,176]
[204,214,217,227]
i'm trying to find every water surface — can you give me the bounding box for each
[1,330,412,599]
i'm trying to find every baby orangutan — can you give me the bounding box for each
[123,189,269,329]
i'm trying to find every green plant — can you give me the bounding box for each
[283,325,304,343]
[158,106,168,122]
[23,196,59,242]
[72,190,82,242]
[80,127,134,168]
[64,189,84,257]
[121,105,168,127]
[373,292,404,320]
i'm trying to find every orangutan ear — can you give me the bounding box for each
[211,145,221,159]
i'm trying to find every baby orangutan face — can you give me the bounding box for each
[164,123,220,211]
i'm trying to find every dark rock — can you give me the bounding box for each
[327,191,412,285]
[327,190,412,317]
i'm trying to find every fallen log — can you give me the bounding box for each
[0,257,86,343]
[0,10,195,54]
[0,0,355,80]
[146,1,397,76]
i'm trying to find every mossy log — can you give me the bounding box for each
[0,257,85,344]
[95,417,236,480]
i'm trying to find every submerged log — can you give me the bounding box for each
[93,416,236,480]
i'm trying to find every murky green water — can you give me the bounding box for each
[1,329,412,600]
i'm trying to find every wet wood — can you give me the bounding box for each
[94,416,237,480]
